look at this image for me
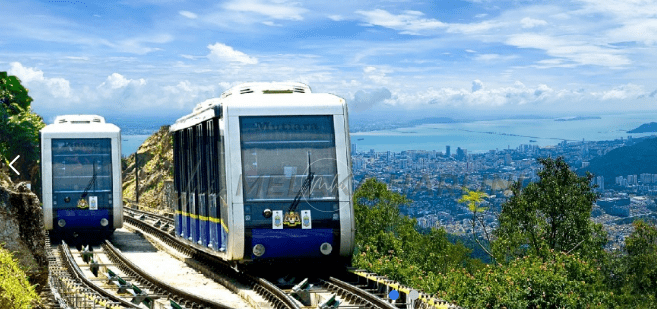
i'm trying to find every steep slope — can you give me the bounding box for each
[122,125,174,212]
[0,169,47,307]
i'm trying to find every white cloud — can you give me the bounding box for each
[64,56,90,61]
[328,15,345,21]
[223,0,307,21]
[179,11,198,19]
[474,54,518,62]
[506,33,631,68]
[355,9,504,35]
[8,62,72,99]
[350,88,392,113]
[207,43,258,64]
[594,83,645,100]
[447,20,506,34]
[98,73,146,90]
[262,21,282,27]
[162,81,220,109]
[607,19,657,45]
[356,9,447,35]
[180,54,201,60]
[385,81,575,110]
[114,34,174,54]
[362,66,391,84]
[576,0,657,20]
[520,17,547,28]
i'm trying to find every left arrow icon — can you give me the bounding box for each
[9,155,20,175]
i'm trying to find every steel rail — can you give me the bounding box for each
[59,241,141,309]
[101,239,232,309]
[124,212,300,309]
[323,276,398,309]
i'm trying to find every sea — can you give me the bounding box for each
[350,112,657,154]
[121,112,657,156]
[121,134,152,157]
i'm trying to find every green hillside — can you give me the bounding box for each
[628,122,657,133]
[578,137,657,185]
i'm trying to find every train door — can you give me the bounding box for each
[207,119,218,250]
[218,119,228,251]
[189,126,198,242]
[181,128,190,239]
[173,131,183,237]
[198,123,209,246]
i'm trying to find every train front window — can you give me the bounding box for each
[51,139,112,195]
[240,116,338,202]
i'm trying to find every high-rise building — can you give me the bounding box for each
[351,143,357,156]
[596,176,604,191]
[446,145,451,157]
[628,174,638,185]
[504,153,512,166]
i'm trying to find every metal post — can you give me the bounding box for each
[135,153,139,204]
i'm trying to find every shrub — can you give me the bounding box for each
[0,247,39,309]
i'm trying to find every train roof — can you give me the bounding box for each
[171,82,346,132]
[41,114,120,136]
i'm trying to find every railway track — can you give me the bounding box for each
[46,233,234,308]
[45,235,141,309]
[122,206,456,309]
[123,211,296,308]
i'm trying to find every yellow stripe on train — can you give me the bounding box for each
[177,212,229,232]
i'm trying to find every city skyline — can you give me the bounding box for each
[3,0,657,124]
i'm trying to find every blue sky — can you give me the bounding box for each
[3,0,657,123]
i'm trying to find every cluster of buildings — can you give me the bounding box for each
[350,135,657,250]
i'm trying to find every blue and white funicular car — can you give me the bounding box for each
[41,115,123,238]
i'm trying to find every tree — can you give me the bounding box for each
[622,220,657,306]
[352,178,471,286]
[459,188,496,263]
[493,157,607,262]
[0,72,44,188]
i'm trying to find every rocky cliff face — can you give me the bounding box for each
[122,125,174,213]
[0,170,48,291]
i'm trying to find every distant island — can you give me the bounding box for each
[554,116,601,121]
[627,122,657,133]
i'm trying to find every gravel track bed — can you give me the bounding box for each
[109,228,251,309]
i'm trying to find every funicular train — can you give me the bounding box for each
[170,82,354,267]
[41,115,123,238]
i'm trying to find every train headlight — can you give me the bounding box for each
[320,242,333,255]
[263,209,272,218]
[253,244,265,257]
[58,219,66,227]
[100,218,109,227]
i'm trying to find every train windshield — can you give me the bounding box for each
[240,115,338,202]
[51,139,113,194]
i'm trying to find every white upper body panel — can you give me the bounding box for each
[171,82,345,132]
[41,114,120,137]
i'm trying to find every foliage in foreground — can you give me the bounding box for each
[352,165,657,308]
[0,246,39,309]
[0,72,45,188]
[493,157,607,263]
[423,251,613,308]
[605,220,657,308]
[352,178,475,285]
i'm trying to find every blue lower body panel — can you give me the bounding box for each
[250,229,334,259]
[175,212,183,237]
[56,209,110,229]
